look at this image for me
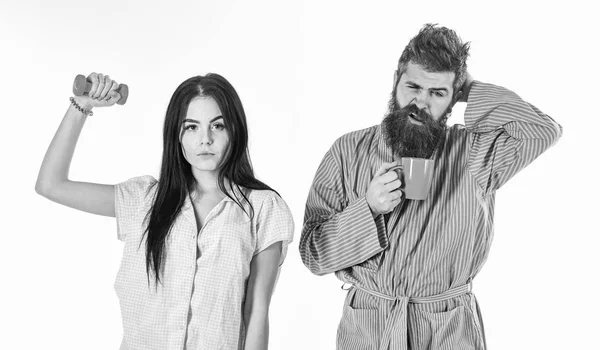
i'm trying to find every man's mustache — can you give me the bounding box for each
[395,103,434,124]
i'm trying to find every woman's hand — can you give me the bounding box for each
[73,72,122,110]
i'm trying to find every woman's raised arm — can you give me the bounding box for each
[35,73,123,217]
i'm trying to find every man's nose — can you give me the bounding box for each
[413,91,430,110]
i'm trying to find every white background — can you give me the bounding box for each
[1,0,598,349]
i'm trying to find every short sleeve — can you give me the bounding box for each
[114,175,157,241]
[254,192,295,266]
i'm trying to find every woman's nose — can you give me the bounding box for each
[198,129,213,145]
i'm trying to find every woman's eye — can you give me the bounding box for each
[211,123,225,131]
[184,124,197,131]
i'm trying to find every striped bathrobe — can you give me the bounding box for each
[300,81,562,350]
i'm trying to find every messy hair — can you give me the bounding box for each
[397,23,471,95]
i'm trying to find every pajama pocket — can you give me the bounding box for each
[337,288,381,349]
[410,304,485,350]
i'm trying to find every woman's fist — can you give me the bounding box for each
[73,72,122,110]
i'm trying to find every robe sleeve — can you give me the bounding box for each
[299,145,388,276]
[465,81,562,194]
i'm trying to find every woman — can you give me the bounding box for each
[35,72,294,349]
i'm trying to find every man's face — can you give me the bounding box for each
[395,62,455,122]
[382,62,456,159]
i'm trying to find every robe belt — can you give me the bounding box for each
[351,283,472,350]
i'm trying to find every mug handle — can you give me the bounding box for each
[388,164,403,172]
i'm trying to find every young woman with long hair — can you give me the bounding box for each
[35,72,294,349]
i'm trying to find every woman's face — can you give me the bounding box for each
[180,97,230,176]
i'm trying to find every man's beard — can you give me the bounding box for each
[382,95,449,159]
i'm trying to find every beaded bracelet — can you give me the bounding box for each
[69,96,94,116]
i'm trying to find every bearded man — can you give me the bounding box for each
[299,24,562,350]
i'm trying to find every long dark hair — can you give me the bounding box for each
[143,73,275,285]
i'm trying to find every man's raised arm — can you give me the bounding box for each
[462,79,562,194]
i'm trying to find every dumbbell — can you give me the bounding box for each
[72,74,129,105]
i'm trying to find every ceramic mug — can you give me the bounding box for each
[390,157,434,200]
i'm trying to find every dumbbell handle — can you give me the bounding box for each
[72,74,129,105]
